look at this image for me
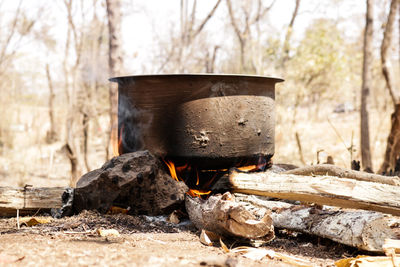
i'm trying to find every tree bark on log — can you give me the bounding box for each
[234,194,400,252]
[0,187,67,217]
[213,171,400,216]
[185,192,274,241]
[283,164,400,186]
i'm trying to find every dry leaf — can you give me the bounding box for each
[335,256,398,267]
[18,217,52,227]
[219,238,230,253]
[200,230,221,246]
[274,252,312,267]
[97,229,120,237]
[200,230,213,246]
[230,246,310,266]
[242,249,270,261]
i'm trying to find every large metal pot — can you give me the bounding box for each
[110,74,283,167]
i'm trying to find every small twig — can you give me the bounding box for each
[295,132,306,165]
[63,230,94,234]
[327,117,352,158]
[16,209,20,229]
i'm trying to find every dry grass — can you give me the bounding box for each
[0,104,108,187]
[275,100,393,171]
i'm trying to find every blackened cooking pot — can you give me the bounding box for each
[110,74,283,167]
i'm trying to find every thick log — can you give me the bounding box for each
[185,192,274,241]
[283,164,400,186]
[214,171,400,216]
[0,186,66,217]
[234,194,400,252]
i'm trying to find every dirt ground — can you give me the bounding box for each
[0,210,366,266]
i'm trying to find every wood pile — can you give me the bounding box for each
[1,151,400,253]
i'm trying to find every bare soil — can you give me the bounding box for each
[0,210,366,266]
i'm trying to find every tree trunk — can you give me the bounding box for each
[63,0,84,186]
[379,0,400,174]
[82,112,90,171]
[282,0,301,65]
[106,0,123,159]
[380,0,399,106]
[360,0,374,172]
[379,104,400,174]
[45,63,57,143]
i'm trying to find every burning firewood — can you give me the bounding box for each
[213,170,400,216]
[185,192,274,242]
[234,194,400,252]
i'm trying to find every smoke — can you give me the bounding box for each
[118,94,153,153]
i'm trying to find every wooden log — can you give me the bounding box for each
[0,186,66,217]
[213,171,400,216]
[185,192,274,241]
[234,194,400,252]
[283,164,400,186]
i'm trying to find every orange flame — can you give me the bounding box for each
[237,165,257,172]
[163,159,213,198]
[112,124,124,157]
[163,160,179,181]
[187,189,212,198]
[163,156,269,198]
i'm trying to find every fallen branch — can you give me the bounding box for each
[185,192,274,241]
[0,186,67,217]
[213,171,400,216]
[283,164,400,186]
[234,194,400,252]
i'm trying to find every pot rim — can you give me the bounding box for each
[109,73,284,83]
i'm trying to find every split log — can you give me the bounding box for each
[213,171,400,216]
[185,192,274,241]
[283,164,400,186]
[234,194,400,252]
[0,186,67,217]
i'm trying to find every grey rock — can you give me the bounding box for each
[73,150,188,215]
